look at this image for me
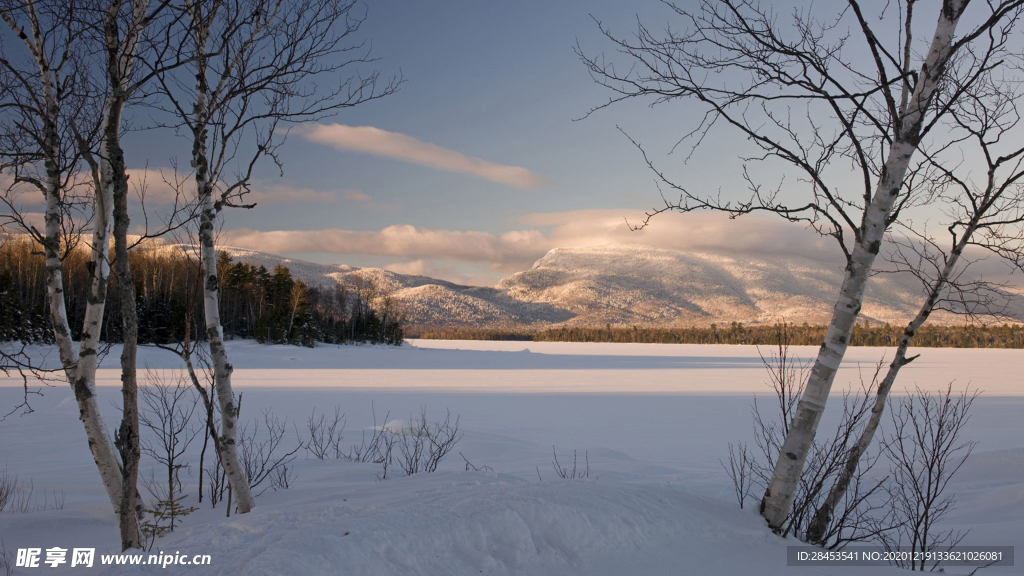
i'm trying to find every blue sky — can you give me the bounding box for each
[105,0,957,285]
[5,1,1016,285]
[191,0,769,284]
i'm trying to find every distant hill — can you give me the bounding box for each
[220,244,1024,333]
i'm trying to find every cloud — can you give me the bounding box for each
[123,168,377,206]
[223,224,550,272]
[299,124,547,188]
[244,183,336,204]
[342,190,373,203]
[518,209,839,264]
[381,259,497,286]
[0,211,45,234]
[219,210,848,285]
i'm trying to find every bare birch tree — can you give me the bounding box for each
[150,0,398,513]
[2,0,188,548]
[805,47,1024,542]
[0,0,127,523]
[578,0,1024,531]
[72,0,186,549]
[77,0,162,549]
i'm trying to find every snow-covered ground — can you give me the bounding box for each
[0,340,1021,574]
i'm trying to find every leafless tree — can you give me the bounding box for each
[0,0,192,548]
[806,30,1024,542]
[136,371,200,549]
[878,384,977,571]
[145,0,398,513]
[81,0,184,548]
[139,369,200,509]
[0,0,131,539]
[578,0,1024,530]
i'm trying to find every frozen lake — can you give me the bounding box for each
[11,338,1020,394]
[1,340,1021,574]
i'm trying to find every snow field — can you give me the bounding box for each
[0,340,1021,574]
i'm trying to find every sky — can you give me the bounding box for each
[101,0,818,286]
[10,0,1011,286]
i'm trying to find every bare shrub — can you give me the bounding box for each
[392,408,463,477]
[238,408,302,495]
[0,470,64,514]
[330,404,462,480]
[35,486,64,512]
[817,451,896,551]
[0,467,15,513]
[269,464,295,491]
[460,452,493,473]
[204,457,228,509]
[879,384,978,571]
[722,442,754,508]
[341,403,390,464]
[203,393,297,509]
[552,446,589,480]
[376,434,396,481]
[784,383,884,544]
[0,538,13,576]
[303,406,346,460]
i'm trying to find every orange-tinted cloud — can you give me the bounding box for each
[300,124,546,188]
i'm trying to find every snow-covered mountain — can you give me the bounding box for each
[499,245,930,326]
[221,244,1024,331]
[217,247,574,331]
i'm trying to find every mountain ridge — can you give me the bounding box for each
[218,243,1024,332]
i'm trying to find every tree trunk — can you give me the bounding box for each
[35,64,124,514]
[41,155,125,514]
[109,108,143,551]
[760,0,970,531]
[196,181,255,513]
[101,0,153,548]
[186,0,255,513]
[190,39,255,509]
[805,232,973,543]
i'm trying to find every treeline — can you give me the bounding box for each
[0,238,403,346]
[414,328,533,341]
[216,253,403,346]
[420,322,1024,348]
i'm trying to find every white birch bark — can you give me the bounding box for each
[805,222,979,542]
[196,178,255,513]
[44,144,124,513]
[760,0,971,531]
[1,1,126,512]
[189,2,255,511]
[101,0,151,550]
[70,105,124,512]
